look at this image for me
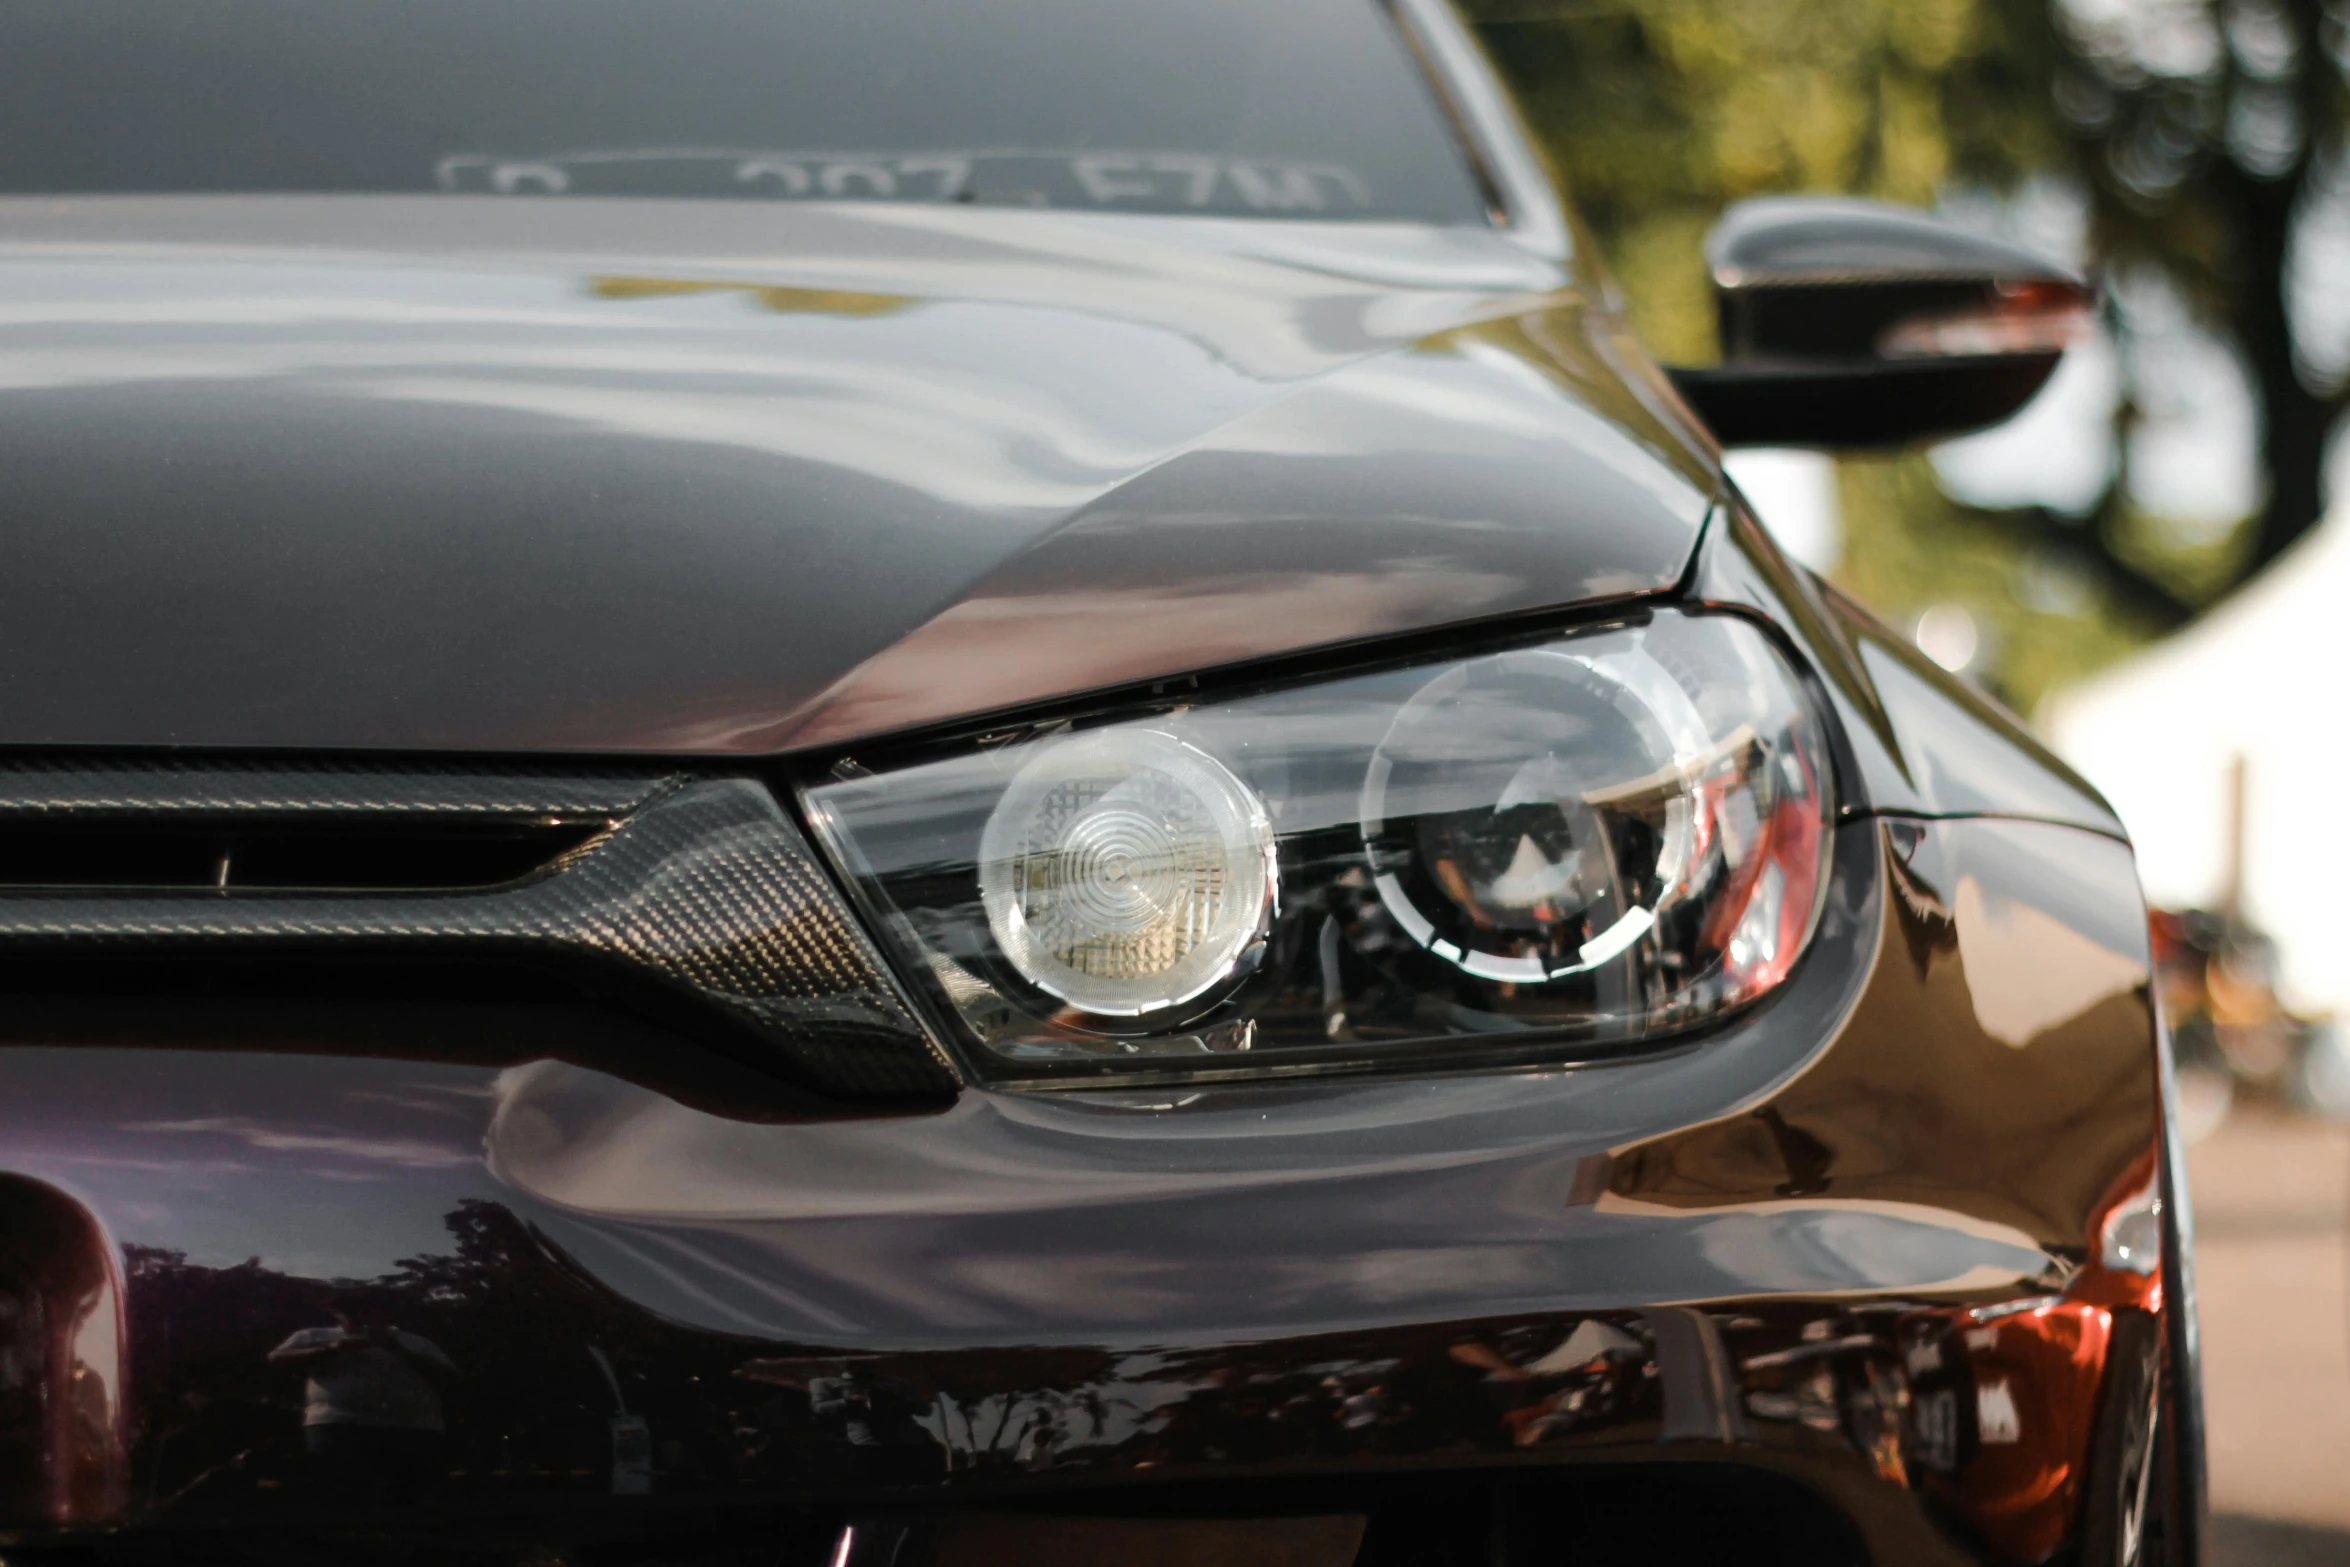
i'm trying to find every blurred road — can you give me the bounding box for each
[2190,1105,2350,1565]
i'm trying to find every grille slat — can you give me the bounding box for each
[0,820,606,892]
[0,760,666,819]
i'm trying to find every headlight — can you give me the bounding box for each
[805,610,1834,1082]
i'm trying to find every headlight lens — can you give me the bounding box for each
[805,611,1834,1080]
[976,729,1276,1016]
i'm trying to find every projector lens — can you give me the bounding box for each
[977,729,1276,1017]
[1359,647,1709,985]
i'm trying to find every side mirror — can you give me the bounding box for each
[1665,196,2094,449]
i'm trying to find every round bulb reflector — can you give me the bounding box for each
[978,730,1275,1017]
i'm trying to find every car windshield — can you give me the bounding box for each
[1,0,1491,224]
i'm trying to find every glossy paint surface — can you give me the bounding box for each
[0,1177,123,1528]
[1691,493,2128,838]
[0,197,1709,757]
[0,813,2172,1563]
[1704,196,2085,288]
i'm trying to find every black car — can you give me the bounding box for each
[0,3,2194,1565]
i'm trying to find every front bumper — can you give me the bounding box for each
[0,812,2185,1565]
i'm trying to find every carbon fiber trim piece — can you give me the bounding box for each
[0,773,959,1097]
[0,760,670,820]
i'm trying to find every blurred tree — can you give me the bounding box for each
[2049,0,2349,584]
[1464,0,2350,708]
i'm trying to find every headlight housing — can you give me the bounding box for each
[805,610,1834,1082]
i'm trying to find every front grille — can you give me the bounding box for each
[0,761,958,1098]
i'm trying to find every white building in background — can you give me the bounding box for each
[2042,512,2350,1018]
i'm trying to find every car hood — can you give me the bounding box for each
[0,197,1717,755]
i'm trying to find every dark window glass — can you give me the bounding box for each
[0,0,1488,223]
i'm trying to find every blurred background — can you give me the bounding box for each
[1456,1,2350,1558]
